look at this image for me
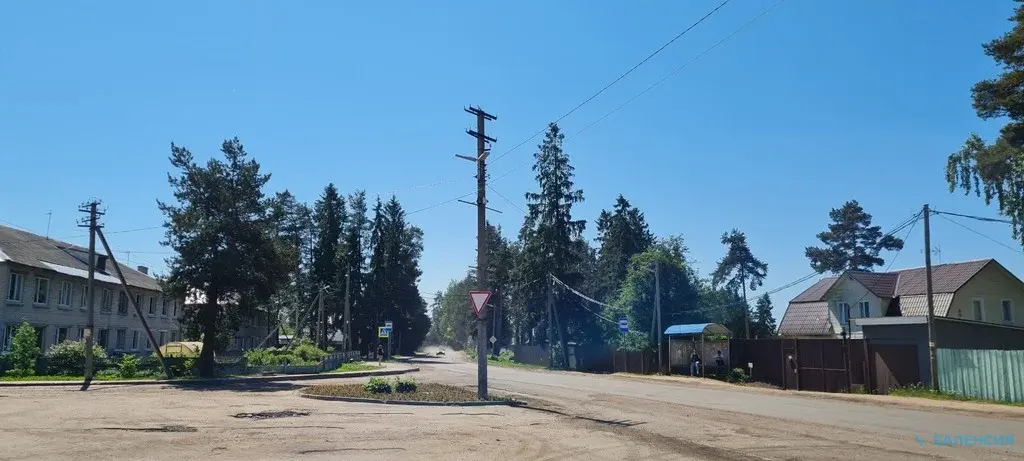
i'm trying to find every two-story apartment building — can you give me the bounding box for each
[0,224,183,355]
[779,259,1023,338]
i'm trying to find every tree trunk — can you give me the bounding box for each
[198,287,219,378]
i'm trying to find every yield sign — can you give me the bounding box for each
[469,291,492,318]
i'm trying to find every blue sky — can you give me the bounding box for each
[2,1,1023,323]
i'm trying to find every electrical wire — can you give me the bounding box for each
[932,210,1014,225]
[549,274,618,324]
[935,213,1024,256]
[487,185,526,214]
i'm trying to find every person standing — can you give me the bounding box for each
[377,343,385,366]
[690,348,701,376]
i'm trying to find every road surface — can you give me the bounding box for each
[413,353,1024,461]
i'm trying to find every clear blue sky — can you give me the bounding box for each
[2,1,1023,323]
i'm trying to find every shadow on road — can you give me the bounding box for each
[165,380,304,393]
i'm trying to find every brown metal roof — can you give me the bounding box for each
[892,259,992,296]
[0,224,160,291]
[791,277,839,302]
[898,293,954,317]
[778,301,834,336]
[846,271,899,298]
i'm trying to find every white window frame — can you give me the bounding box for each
[1002,299,1014,323]
[837,302,851,324]
[6,273,24,302]
[972,298,986,321]
[101,289,113,312]
[858,301,870,318]
[54,326,68,345]
[131,330,139,350]
[58,281,73,307]
[33,277,50,306]
[79,284,88,309]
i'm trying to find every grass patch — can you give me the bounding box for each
[304,382,505,402]
[331,362,379,373]
[486,357,547,371]
[889,384,1024,407]
[0,374,147,382]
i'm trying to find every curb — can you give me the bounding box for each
[299,392,517,407]
[0,367,419,388]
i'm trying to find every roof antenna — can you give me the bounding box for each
[45,210,52,239]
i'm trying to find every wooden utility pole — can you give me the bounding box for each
[78,201,103,388]
[547,275,554,369]
[96,228,172,379]
[741,271,750,339]
[460,105,497,400]
[318,284,326,350]
[923,204,940,392]
[344,271,352,351]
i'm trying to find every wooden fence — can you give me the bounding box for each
[938,348,1024,403]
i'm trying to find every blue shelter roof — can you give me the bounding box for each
[663,323,731,337]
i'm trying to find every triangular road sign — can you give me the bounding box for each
[469,291,492,318]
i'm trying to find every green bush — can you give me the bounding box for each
[292,343,327,365]
[118,354,141,379]
[244,348,283,366]
[8,322,40,376]
[497,349,515,362]
[727,367,749,384]
[394,377,417,393]
[364,376,392,394]
[44,340,108,376]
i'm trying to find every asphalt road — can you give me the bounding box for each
[413,354,1024,461]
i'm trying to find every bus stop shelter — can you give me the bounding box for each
[664,323,732,377]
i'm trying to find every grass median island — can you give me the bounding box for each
[331,362,380,373]
[304,378,507,403]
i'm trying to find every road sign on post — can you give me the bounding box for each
[385,320,393,329]
[469,291,492,318]
[378,327,391,338]
[618,317,629,333]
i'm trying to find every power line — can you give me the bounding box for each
[932,210,1014,225]
[487,185,526,214]
[488,0,732,166]
[573,0,786,138]
[935,213,1024,256]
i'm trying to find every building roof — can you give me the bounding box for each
[789,259,997,304]
[0,224,160,291]
[897,293,955,317]
[778,301,834,336]
[663,323,731,337]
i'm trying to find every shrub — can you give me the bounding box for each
[364,376,392,394]
[8,322,40,376]
[292,343,327,365]
[244,348,280,366]
[497,349,515,363]
[727,367,749,384]
[44,340,109,376]
[394,377,417,393]
[118,354,141,379]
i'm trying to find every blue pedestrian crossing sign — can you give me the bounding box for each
[618,317,628,333]
[378,326,392,338]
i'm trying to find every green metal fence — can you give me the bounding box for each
[937,349,1024,403]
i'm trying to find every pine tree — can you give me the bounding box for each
[804,200,904,274]
[712,229,768,339]
[158,138,288,377]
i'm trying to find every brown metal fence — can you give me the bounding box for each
[730,338,870,393]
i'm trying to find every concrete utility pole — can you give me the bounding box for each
[344,271,352,351]
[78,201,103,388]
[459,105,497,400]
[318,284,326,350]
[655,260,663,374]
[547,275,554,369]
[923,204,940,392]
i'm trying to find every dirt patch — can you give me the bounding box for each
[100,425,198,433]
[303,382,508,403]
[232,410,310,420]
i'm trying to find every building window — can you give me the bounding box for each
[34,326,45,349]
[131,330,139,350]
[6,273,24,302]
[134,293,142,311]
[162,299,169,316]
[115,329,126,350]
[172,301,178,318]
[234,337,243,350]
[33,277,50,305]
[58,281,73,307]
[54,327,68,345]
[838,302,851,324]
[858,301,870,318]
[101,289,113,313]
[158,331,166,346]
[2,325,15,351]
[117,292,129,315]
[149,297,155,315]
[973,299,985,321]
[170,331,179,342]
[77,327,85,340]
[79,284,89,309]
[1002,300,1014,323]
[97,329,109,349]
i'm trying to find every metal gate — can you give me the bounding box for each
[872,344,920,394]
